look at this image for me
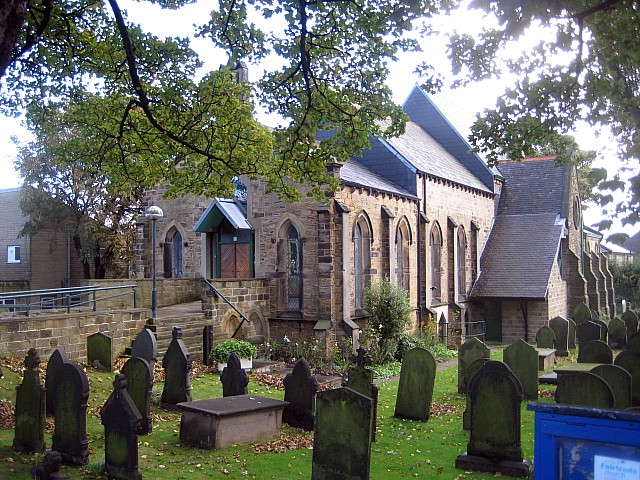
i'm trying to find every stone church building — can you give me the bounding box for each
[136,85,615,349]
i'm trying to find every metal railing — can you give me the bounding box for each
[0,284,138,317]
[438,319,486,344]
[203,279,252,338]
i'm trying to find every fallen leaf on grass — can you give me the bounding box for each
[251,431,313,453]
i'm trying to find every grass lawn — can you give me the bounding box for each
[0,349,559,479]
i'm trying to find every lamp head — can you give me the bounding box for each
[145,205,164,220]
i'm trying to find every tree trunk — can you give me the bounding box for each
[72,234,91,279]
[0,0,27,78]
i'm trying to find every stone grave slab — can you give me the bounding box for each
[577,339,613,364]
[594,318,608,342]
[504,340,538,400]
[343,348,378,440]
[45,348,69,416]
[394,347,436,421]
[535,348,556,371]
[131,328,157,365]
[555,371,615,408]
[221,352,249,397]
[573,302,592,324]
[548,316,569,356]
[458,337,490,394]
[535,326,555,350]
[312,387,373,480]
[30,451,68,480]
[568,319,577,350]
[87,332,113,371]
[626,331,640,354]
[283,357,318,431]
[607,317,627,350]
[463,357,490,430]
[13,348,46,453]
[591,364,632,410]
[621,310,639,336]
[178,395,289,449]
[121,357,154,435]
[576,321,601,347]
[161,327,192,409]
[554,362,602,382]
[614,349,640,407]
[203,325,214,366]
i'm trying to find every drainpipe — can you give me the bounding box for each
[67,233,71,287]
[520,300,529,342]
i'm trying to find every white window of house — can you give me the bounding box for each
[0,299,15,313]
[7,245,20,264]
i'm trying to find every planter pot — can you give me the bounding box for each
[217,357,253,372]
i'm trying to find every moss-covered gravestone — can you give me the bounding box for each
[312,387,373,480]
[87,332,113,372]
[394,347,436,422]
[573,302,592,324]
[503,339,538,400]
[614,349,640,407]
[577,339,613,364]
[45,348,69,416]
[131,328,157,365]
[594,318,609,342]
[283,357,318,431]
[592,364,632,410]
[576,321,601,347]
[203,325,214,366]
[221,352,249,397]
[548,316,569,356]
[51,362,89,465]
[535,326,555,349]
[463,357,490,430]
[101,374,143,480]
[626,331,640,353]
[621,310,639,336]
[568,318,577,349]
[455,361,531,478]
[13,348,46,453]
[161,327,192,409]
[121,357,154,435]
[555,372,615,408]
[608,317,627,350]
[458,338,490,394]
[29,451,68,480]
[344,348,379,440]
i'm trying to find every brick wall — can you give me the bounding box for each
[0,309,147,362]
[0,188,30,284]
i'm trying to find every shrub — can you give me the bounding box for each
[209,339,257,364]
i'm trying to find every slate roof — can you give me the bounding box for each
[623,230,640,253]
[340,160,418,199]
[194,198,251,232]
[470,213,565,299]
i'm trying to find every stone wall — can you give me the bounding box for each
[0,309,147,362]
[81,278,202,309]
[501,299,548,343]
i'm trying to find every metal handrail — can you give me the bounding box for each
[202,278,252,338]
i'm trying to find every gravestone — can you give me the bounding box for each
[121,356,153,435]
[312,387,373,480]
[626,331,640,353]
[535,326,555,350]
[455,361,531,478]
[573,302,592,324]
[593,318,608,342]
[463,357,490,430]
[503,339,538,400]
[221,352,249,397]
[458,337,491,394]
[614,349,640,407]
[343,348,378,440]
[101,374,143,480]
[13,348,46,453]
[45,348,69,416]
[607,317,627,350]
[568,318,577,349]
[87,332,113,371]
[51,362,90,465]
[548,316,569,356]
[203,325,214,366]
[283,357,319,431]
[592,364,633,410]
[621,310,639,336]
[576,320,601,347]
[394,347,436,422]
[577,339,613,364]
[555,372,615,408]
[131,328,157,365]
[161,327,192,409]
[29,451,68,480]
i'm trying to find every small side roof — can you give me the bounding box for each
[194,198,251,233]
[340,160,418,200]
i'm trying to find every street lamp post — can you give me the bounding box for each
[145,205,164,319]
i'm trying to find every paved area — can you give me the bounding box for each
[155,301,204,318]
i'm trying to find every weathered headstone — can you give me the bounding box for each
[131,327,158,365]
[592,364,633,410]
[394,347,436,421]
[607,317,627,350]
[463,357,490,430]
[45,348,69,416]
[593,318,608,343]
[548,316,569,356]
[555,372,615,408]
[568,318,577,349]
[576,320,601,347]
[221,352,249,397]
[621,310,639,336]
[13,348,46,453]
[458,337,491,394]
[121,356,153,435]
[203,325,214,366]
[535,326,555,350]
[455,361,531,478]
[503,339,538,400]
[101,374,143,480]
[51,362,90,465]
[614,349,640,407]
[577,339,613,364]
[343,348,378,440]
[161,327,192,409]
[626,331,640,353]
[87,331,113,371]
[283,357,318,431]
[573,302,592,324]
[29,451,68,480]
[312,387,373,480]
